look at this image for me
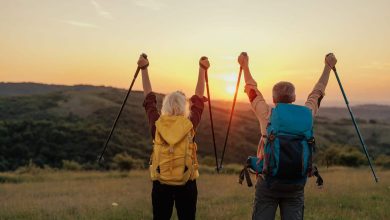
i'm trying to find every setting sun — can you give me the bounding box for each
[209,73,242,99]
[226,84,236,95]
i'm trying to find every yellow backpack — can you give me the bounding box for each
[149,115,199,185]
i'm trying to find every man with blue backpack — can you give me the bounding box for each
[237,52,337,220]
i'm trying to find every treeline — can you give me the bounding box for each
[0,91,153,171]
[316,145,390,168]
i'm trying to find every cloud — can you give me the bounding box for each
[91,0,113,20]
[133,0,164,11]
[60,20,99,29]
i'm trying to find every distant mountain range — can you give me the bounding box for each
[2,82,389,121]
[0,82,108,96]
[0,82,389,170]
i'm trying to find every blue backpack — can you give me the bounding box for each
[239,104,323,187]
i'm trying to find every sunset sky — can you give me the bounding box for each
[1,0,389,105]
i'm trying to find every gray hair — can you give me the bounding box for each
[272,81,296,103]
[161,91,190,117]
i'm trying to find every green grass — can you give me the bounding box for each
[0,167,389,220]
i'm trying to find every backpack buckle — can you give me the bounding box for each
[307,137,316,153]
[308,138,316,145]
[268,134,275,141]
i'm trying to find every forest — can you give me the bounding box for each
[1,83,389,171]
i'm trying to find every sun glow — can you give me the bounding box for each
[210,73,239,98]
[226,84,235,95]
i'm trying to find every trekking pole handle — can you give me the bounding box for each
[239,52,248,70]
[200,56,209,72]
[138,53,149,70]
[200,57,209,82]
[326,53,336,72]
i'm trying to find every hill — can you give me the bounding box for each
[0,82,105,96]
[0,83,389,171]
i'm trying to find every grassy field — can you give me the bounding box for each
[0,167,389,220]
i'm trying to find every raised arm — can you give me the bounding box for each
[305,53,337,116]
[195,56,209,98]
[138,54,160,138]
[189,57,209,129]
[239,52,257,87]
[238,52,271,135]
[137,54,152,96]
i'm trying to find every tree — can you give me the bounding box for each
[112,152,145,171]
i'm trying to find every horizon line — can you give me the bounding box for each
[1,81,390,107]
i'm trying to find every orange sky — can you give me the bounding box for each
[1,0,390,105]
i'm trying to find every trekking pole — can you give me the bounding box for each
[329,54,379,183]
[98,53,148,163]
[219,62,244,170]
[203,57,220,173]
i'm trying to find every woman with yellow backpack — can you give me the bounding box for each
[137,54,209,220]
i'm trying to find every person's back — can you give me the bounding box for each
[237,52,337,220]
[138,54,210,220]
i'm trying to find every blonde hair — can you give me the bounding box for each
[272,81,296,103]
[161,91,190,117]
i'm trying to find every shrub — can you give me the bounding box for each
[0,175,23,184]
[112,152,144,171]
[82,162,100,171]
[369,119,377,124]
[220,164,243,174]
[15,160,43,175]
[198,165,216,174]
[198,163,242,175]
[62,160,82,171]
[338,150,366,167]
[375,155,390,169]
[200,156,217,167]
[320,145,367,167]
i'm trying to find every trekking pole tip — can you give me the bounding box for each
[141,53,148,59]
[326,52,333,57]
[97,155,104,163]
